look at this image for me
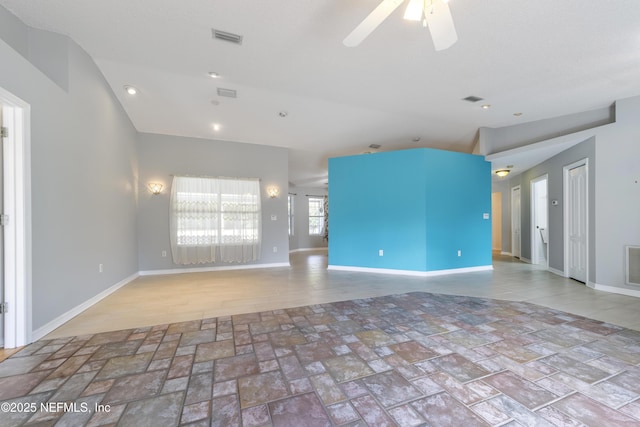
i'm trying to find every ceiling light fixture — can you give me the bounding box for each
[495,169,510,177]
[213,123,221,131]
[369,144,381,149]
[279,111,288,118]
[208,72,220,78]
[412,137,421,142]
[513,112,523,116]
[481,104,491,109]
[462,96,484,103]
[124,85,137,95]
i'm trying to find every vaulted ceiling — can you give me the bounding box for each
[2,0,640,187]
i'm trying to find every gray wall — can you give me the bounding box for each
[492,95,640,292]
[1,9,139,331]
[504,138,596,277]
[288,187,328,251]
[137,133,289,271]
[593,96,640,291]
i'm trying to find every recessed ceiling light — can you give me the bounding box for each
[208,72,220,79]
[213,123,221,131]
[278,111,288,118]
[513,112,523,116]
[412,137,421,142]
[124,85,137,95]
[481,104,491,110]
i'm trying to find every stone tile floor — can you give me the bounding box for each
[1,292,640,426]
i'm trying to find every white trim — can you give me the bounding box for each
[548,267,566,277]
[139,262,291,277]
[520,257,532,264]
[500,251,513,256]
[1,87,31,348]
[511,185,521,259]
[289,247,328,253]
[327,265,493,277]
[31,273,139,341]
[589,282,640,299]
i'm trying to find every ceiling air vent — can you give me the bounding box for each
[369,144,381,149]
[462,95,484,103]
[212,29,243,45]
[217,88,237,98]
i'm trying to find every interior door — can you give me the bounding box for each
[568,164,587,282]
[511,186,521,258]
[0,103,4,347]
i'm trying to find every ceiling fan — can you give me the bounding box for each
[343,0,458,51]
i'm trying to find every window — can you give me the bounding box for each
[288,194,294,236]
[308,197,325,236]
[170,176,261,264]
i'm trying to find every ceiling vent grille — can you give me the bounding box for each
[368,144,381,149]
[212,29,243,45]
[217,88,237,98]
[462,95,484,103]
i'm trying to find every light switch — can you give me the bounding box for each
[483,213,490,219]
[271,214,277,221]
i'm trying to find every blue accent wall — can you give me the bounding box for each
[328,148,491,272]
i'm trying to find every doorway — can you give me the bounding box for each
[491,192,502,252]
[564,159,588,283]
[0,86,30,349]
[530,175,549,266]
[511,186,521,258]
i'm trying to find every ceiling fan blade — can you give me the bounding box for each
[425,1,458,51]
[343,0,405,47]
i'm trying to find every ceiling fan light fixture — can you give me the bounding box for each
[403,0,424,21]
[495,169,510,178]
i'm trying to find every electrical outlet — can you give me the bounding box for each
[457,250,461,257]
[379,249,384,256]
[273,246,278,253]
[162,250,167,257]
[99,263,104,273]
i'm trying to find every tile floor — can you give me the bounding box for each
[2,252,640,426]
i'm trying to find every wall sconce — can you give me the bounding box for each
[267,186,280,198]
[495,169,510,178]
[148,182,164,195]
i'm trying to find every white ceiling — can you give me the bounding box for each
[2,0,640,187]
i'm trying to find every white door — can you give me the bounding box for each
[568,164,587,282]
[511,186,521,258]
[0,103,4,347]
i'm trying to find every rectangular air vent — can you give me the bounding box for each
[217,88,237,98]
[626,245,640,286]
[462,95,484,103]
[369,144,381,149]
[212,29,243,45]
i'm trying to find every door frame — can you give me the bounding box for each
[1,86,31,348]
[530,174,549,267]
[563,158,589,284]
[511,185,521,259]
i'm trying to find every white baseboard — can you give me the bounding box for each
[590,282,640,298]
[31,272,139,341]
[138,262,291,276]
[500,251,513,256]
[520,257,532,264]
[327,265,493,277]
[548,267,566,277]
[289,247,328,253]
